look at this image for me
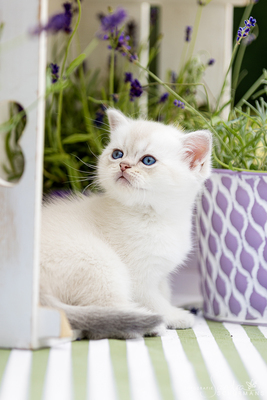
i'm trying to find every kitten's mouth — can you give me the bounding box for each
[117,174,131,185]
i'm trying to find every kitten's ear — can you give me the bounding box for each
[181,130,212,171]
[107,109,129,131]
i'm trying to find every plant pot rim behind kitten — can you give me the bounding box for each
[40,109,212,340]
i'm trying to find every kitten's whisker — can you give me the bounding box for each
[85,145,100,162]
[67,175,96,181]
[87,117,110,130]
[69,154,98,170]
[63,161,94,175]
[82,180,98,193]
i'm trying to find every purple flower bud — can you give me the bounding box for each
[101,7,127,32]
[171,71,178,83]
[129,79,143,100]
[50,63,60,83]
[159,93,169,103]
[124,72,133,83]
[237,16,256,42]
[31,2,72,35]
[185,26,192,42]
[173,99,185,109]
[207,58,215,66]
[112,94,119,103]
[94,110,105,127]
[129,53,138,63]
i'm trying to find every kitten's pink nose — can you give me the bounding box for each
[120,162,131,172]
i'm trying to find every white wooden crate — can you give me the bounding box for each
[0,0,72,349]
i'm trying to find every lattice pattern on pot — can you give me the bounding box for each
[196,171,267,322]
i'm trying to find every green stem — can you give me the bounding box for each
[204,0,214,5]
[236,71,267,108]
[231,42,246,107]
[178,42,189,73]
[47,94,56,149]
[79,65,102,153]
[187,6,203,62]
[216,43,239,112]
[145,81,210,112]
[109,48,115,107]
[56,0,82,153]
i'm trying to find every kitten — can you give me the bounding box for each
[40,109,212,340]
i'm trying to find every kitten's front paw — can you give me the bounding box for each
[165,308,194,329]
[145,323,166,337]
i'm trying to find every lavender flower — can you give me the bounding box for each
[32,3,72,35]
[94,110,105,127]
[237,16,256,43]
[101,8,127,33]
[129,53,138,63]
[50,63,60,83]
[170,71,178,83]
[112,94,119,103]
[130,79,143,101]
[207,58,215,66]
[116,32,131,54]
[245,16,257,28]
[185,26,192,42]
[173,99,185,109]
[159,93,169,103]
[98,8,131,58]
[124,72,133,83]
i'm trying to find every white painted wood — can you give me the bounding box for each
[0,0,70,349]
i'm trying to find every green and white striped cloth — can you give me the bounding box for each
[0,316,267,400]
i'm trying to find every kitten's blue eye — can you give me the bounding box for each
[142,156,156,166]
[112,150,123,159]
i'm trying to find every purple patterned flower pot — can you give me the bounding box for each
[196,169,267,325]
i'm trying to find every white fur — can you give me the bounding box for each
[40,109,212,334]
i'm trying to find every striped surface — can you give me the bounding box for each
[0,316,267,400]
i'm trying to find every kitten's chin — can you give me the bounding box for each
[116,175,131,186]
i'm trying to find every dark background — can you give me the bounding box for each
[233,1,267,105]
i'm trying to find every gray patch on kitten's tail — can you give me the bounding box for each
[40,294,163,340]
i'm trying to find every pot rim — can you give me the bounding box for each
[212,168,267,177]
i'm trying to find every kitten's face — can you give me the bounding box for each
[97,109,212,208]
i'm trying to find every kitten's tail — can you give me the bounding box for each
[40,294,163,340]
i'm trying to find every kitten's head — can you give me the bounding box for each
[97,109,212,208]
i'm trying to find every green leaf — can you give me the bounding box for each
[44,153,70,163]
[66,54,86,76]
[46,79,70,94]
[62,133,92,144]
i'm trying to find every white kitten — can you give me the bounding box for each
[40,109,212,339]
